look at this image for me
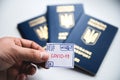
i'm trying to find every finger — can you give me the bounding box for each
[7,62,24,80]
[16,74,27,80]
[7,67,19,80]
[16,46,49,63]
[17,38,45,51]
[20,62,36,75]
[13,38,22,47]
[25,65,36,75]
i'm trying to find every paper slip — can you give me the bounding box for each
[45,43,74,68]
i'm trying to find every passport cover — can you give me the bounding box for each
[17,14,48,47]
[47,4,84,43]
[65,14,118,75]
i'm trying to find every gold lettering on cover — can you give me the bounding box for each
[35,25,48,40]
[58,32,68,40]
[88,18,107,31]
[81,27,101,45]
[59,13,75,29]
[57,5,74,12]
[74,58,80,63]
[29,16,46,27]
[74,44,92,59]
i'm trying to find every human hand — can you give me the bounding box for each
[0,37,49,80]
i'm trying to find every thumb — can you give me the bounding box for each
[16,74,26,80]
[16,46,49,63]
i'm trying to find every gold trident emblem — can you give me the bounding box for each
[81,27,101,45]
[59,13,75,29]
[35,25,48,40]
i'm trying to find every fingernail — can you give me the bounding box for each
[16,74,27,80]
[23,75,27,80]
[40,51,50,61]
[26,64,36,75]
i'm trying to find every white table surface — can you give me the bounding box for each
[0,0,120,80]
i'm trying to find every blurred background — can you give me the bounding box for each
[0,0,120,80]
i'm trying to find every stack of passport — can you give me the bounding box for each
[18,4,118,75]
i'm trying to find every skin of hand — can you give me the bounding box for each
[0,37,49,80]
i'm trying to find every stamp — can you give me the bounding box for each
[60,44,73,51]
[46,61,54,68]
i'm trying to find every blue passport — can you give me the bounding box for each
[47,4,84,43]
[65,14,118,75]
[17,14,48,47]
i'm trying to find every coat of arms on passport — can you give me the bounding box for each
[29,16,48,40]
[59,13,75,29]
[47,4,84,42]
[57,5,75,29]
[18,14,48,47]
[81,27,101,45]
[34,25,48,40]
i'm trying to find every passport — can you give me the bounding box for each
[47,4,84,43]
[17,14,48,47]
[65,14,118,75]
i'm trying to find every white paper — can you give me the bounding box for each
[45,43,74,68]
